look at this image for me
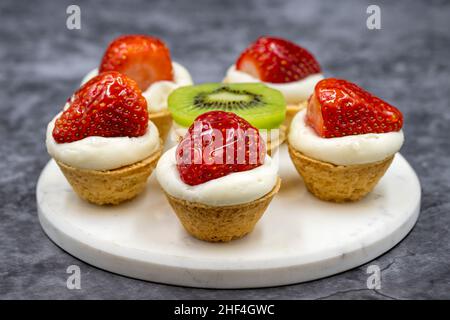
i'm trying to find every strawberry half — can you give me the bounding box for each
[306,78,403,138]
[53,71,148,143]
[99,35,173,91]
[236,36,321,83]
[176,111,265,186]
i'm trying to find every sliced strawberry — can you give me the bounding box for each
[99,35,173,91]
[306,78,403,138]
[176,111,265,186]
[53,71,148,143]
[236,36,321,83]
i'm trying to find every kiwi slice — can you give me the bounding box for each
[168,83,286,129]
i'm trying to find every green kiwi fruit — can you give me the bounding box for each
[168,83,286,129]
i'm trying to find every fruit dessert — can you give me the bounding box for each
[46,72,162,205]
[81,34,193,142]
[156,111,281,242]
[288,78,404,202]
[168,83,286,154]
[223,36,323,127]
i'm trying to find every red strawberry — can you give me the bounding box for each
[236,36,321,83]
[53,71,148,143]
[99,35,173,91]
[176,111,265,186]
[306,78,403,138]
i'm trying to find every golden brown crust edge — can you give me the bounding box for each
[56,143,163,205]
[287,143,394,202]
[164,178,281,242]
[148,110,172,145]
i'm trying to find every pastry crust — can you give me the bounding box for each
[148,110,172,144]
[288,143,394,202]
[56,143,163,205]
[164,178,281,242]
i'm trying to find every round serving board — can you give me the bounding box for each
[37,145,421,288]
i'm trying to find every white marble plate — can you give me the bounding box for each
[36,145,421,288]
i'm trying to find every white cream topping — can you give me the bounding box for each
[156,146,278,206]
[46,114,160,171]
[224,64,324,104]
[288,110,404,165]
[81,62,193,113]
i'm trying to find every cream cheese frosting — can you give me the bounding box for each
[288,110,404,165]
[156,146,278,206]
[46,114,160,171]
[81,62,193,113]
[224,64,323,104]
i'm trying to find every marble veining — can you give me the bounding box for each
[36,149,420,288]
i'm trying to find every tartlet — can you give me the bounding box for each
[46,72,162,205]
[156,111,280,242]
[223,36,324,127]
[288,78,404,202]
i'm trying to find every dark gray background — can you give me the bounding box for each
[1,0,449,299]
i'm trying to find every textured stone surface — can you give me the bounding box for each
[0,0,449,299]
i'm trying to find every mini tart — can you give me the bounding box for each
[158,111,280,242]
[164,178,281,242]
[57,143,162,205]
[287,78,404,202]
[50,71,163,205]
[225,36,323,129]
[288,144,393,202]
